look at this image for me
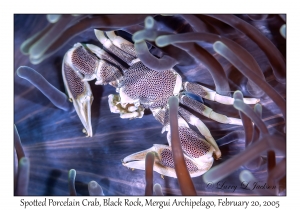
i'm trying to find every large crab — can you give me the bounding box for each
[56,29,259,178]
[16,14,286,195]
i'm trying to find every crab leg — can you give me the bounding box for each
[164,117,215,163]
[180,94,243,125]
[85,43,127,71]
[123,144,213,178]
[184,82,260,105]
[123,115,215,178]
[94,30,139,66]
[178,106,221,159]
[106,31,137,58]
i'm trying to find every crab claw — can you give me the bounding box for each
[122,144,214,178]
[62,47,94,137]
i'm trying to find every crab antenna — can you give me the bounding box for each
[216,130,245,147]
[17,66,73,112]
[168,96,197,195]
[88,181,104,196]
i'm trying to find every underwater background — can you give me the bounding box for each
[14,14,286,196]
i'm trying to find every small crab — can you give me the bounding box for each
[62,30,259,178]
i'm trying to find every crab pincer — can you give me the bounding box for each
[62,44,95,137]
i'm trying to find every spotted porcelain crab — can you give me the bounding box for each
[63,29,259,178]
